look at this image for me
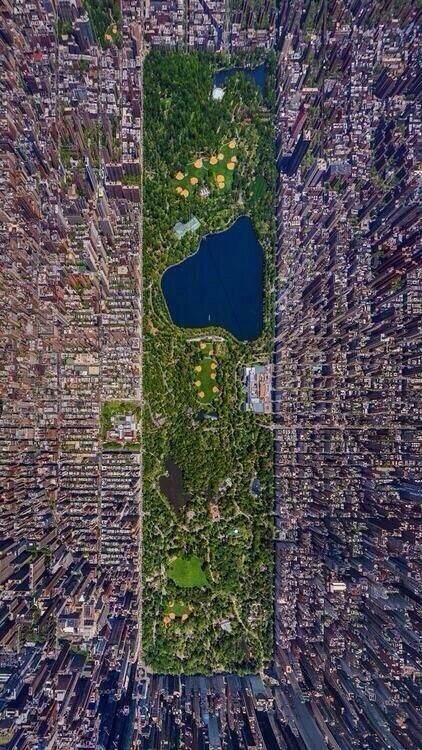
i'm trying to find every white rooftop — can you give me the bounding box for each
[212,86,225,101]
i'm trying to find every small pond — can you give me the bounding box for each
[159,458,191,512]
[161,216,263,342]
[213,62,266,91]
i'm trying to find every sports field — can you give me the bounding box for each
[173,140,239,198]
[193,341,219,404]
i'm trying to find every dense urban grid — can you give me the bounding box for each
[1,0,142,745]
[0,0,420,749]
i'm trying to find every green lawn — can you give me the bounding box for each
[252,175,267,201]
[164,600,191,618]
[167,555,210,588]
[173,140,239,198]
[193,342,219,405]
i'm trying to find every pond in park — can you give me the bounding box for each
[213,62,266,91]
[159,458,191,512]
[161,216,264,341]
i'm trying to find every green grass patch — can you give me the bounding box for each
[164,600,191,618]
[193,341,220,405]
[172,140,239,198]
[121,173,142,186]
[167,555,210,588]
[252,175,267,201]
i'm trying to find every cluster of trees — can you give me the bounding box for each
[142,50,276,673]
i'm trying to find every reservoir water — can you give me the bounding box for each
[213,62,266,91]
[161,216,263,341]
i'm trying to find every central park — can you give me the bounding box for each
[142,50,276,673]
